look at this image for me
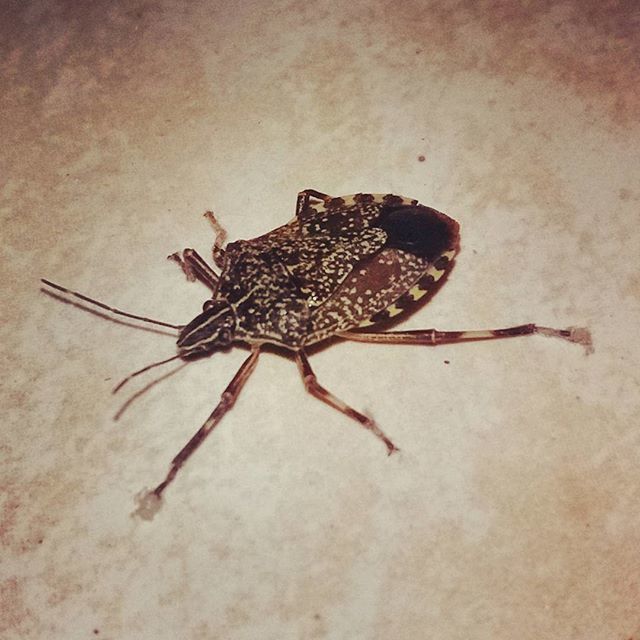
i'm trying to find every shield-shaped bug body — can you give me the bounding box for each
[42,189,592,515]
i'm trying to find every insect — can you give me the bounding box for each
[42,189,592,516]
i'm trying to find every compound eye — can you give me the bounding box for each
[202,299,215,311]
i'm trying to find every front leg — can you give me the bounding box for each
[134,345,262,518]
[168,248,219,292]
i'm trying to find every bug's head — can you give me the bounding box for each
[177,300,236,357]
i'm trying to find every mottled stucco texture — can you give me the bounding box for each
[2,1,639,638]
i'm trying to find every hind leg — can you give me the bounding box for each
[338,324,593,353]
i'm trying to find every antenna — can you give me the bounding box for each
[41,279,184,330]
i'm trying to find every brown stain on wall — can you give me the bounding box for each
[0,578,36,636]
[375,391,640,637]
[383,0,640,127]
[2,0,639,637]
[1,0,210,254]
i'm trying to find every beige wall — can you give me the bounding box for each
[2,1,639,638]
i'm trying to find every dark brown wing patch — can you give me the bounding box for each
[374,204,459,261]
[305,199,460,344]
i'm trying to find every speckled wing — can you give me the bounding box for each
[304,194,460,345]
[285,227,388,308]
[278,193,419,309]
[228,192,460,347]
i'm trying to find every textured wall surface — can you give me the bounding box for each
[2,1,639,638]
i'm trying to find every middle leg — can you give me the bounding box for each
[295,349,398,454]
[203,210,227,268]
[295,189,333,219]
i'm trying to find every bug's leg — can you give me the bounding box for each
[150,346,261,499]
[295,349,398,454]
[296,189,333,218]
[167,248,219,291]
[338,324,593,353]
[203,210,227,268]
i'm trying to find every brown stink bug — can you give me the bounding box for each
[42,189,592,516]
